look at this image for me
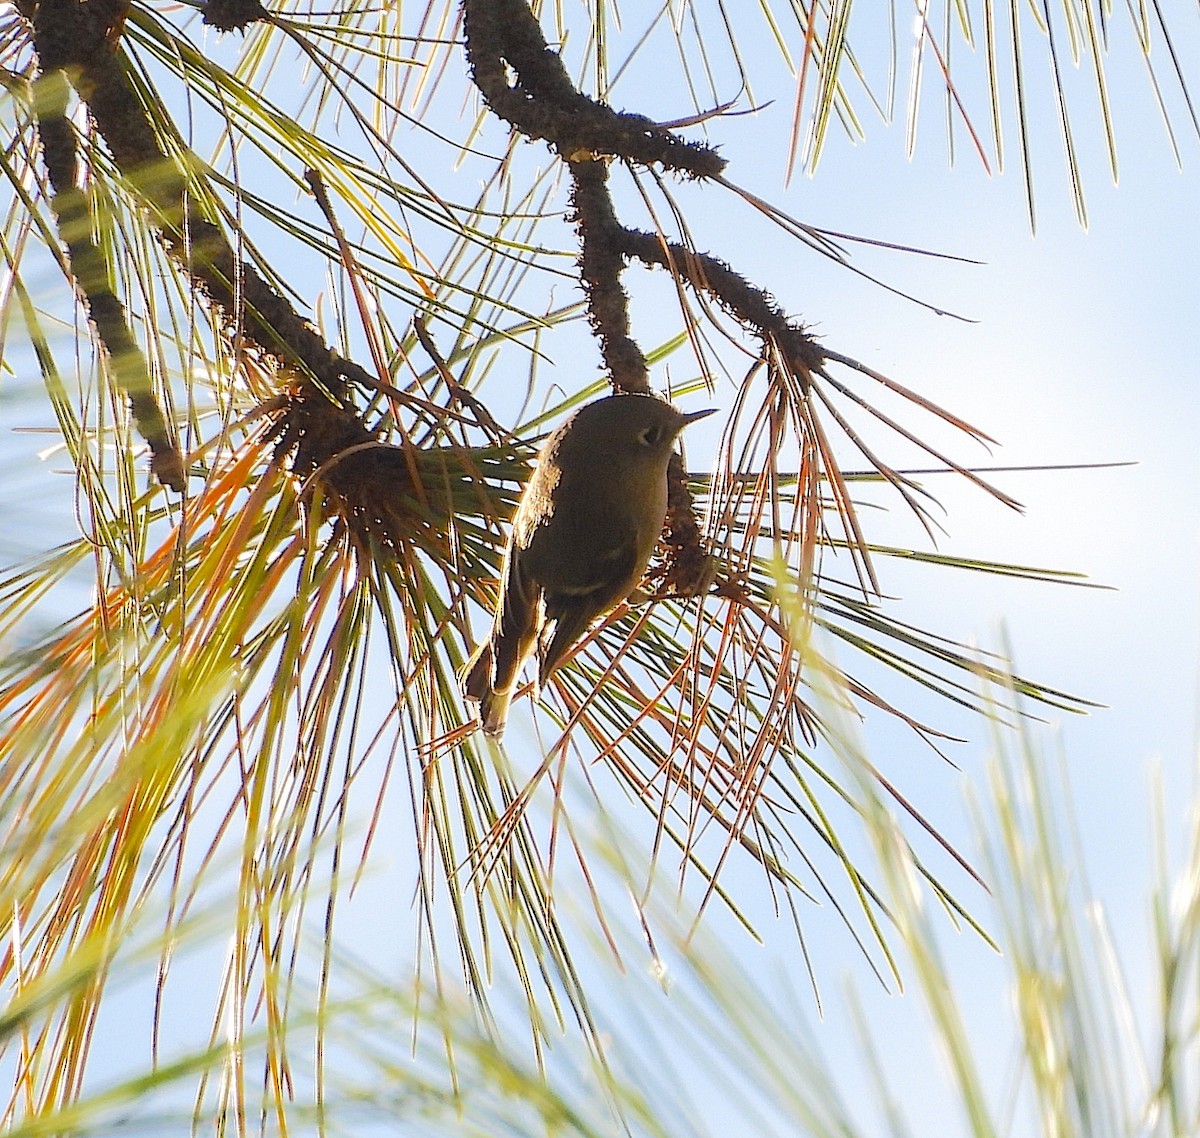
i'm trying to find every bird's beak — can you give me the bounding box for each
[682,407,719,426]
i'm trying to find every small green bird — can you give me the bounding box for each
[461,393,714,738]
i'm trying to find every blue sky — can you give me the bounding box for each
[693,20,1200,1133]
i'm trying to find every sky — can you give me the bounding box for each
[640,11,1200,1132]
[758,156,1200,1127]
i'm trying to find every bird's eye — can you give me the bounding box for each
[637,425,664,447]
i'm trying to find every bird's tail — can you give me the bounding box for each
[460,643,512,739]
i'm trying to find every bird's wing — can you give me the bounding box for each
[488,546,544,697]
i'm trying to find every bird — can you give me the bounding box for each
[460,393,715,738]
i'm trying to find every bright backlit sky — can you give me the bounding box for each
[649,14,1200,1131]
